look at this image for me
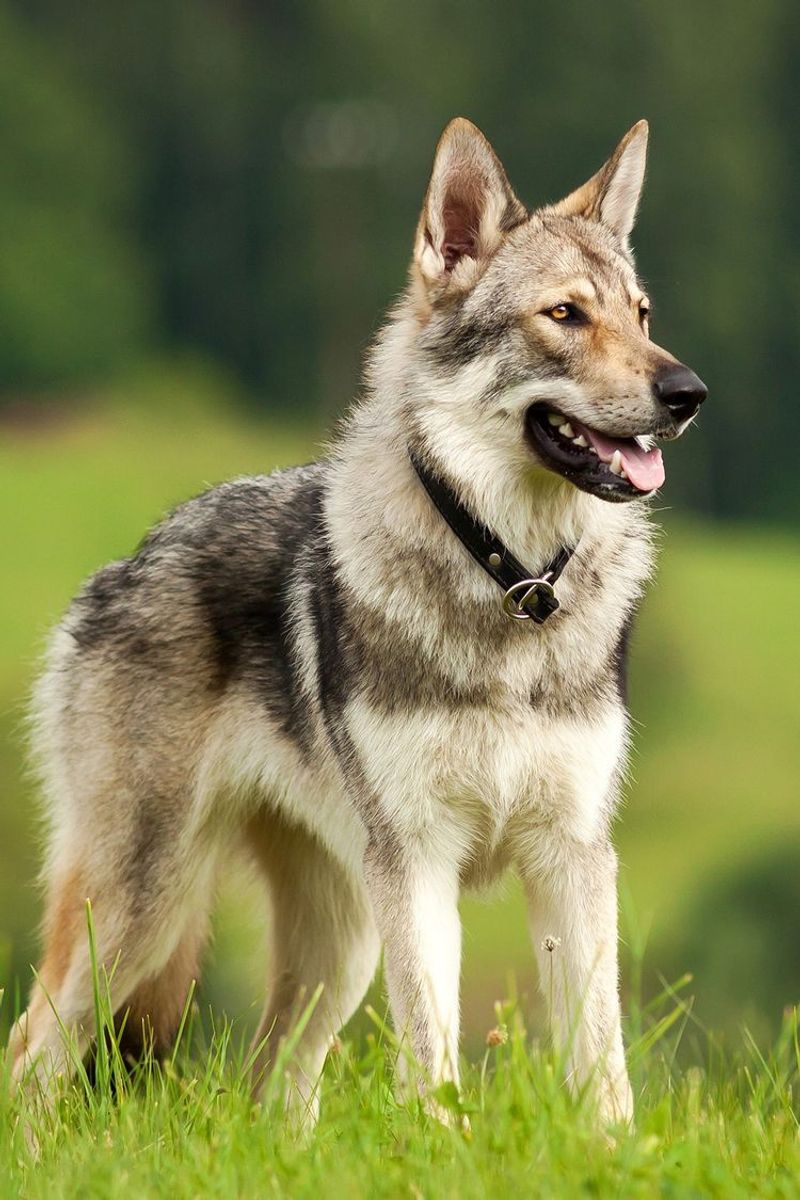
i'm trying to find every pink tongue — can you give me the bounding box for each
[579,426,665,493]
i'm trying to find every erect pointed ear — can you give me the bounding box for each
[414,118,527,289]
[552,120,649,245]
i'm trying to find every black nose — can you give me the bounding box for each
[653,363,708,424]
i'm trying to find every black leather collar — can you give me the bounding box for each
[409,447,577,625]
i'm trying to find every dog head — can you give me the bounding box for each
[407,118,706,502]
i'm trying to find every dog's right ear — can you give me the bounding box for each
[413,118,527,294]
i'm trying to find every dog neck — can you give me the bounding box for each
[334,302,641,579]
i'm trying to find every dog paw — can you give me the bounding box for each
[596,1076,635,1138]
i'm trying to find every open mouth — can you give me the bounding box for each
[525,404,665,501]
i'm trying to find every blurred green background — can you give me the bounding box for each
[0,1,798,1050]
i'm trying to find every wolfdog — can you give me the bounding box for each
[10,117,705,1126]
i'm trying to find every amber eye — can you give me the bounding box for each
[544,301,585,324]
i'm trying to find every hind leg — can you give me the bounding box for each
[9,836,216,1102]
[247,813,380,1125]
[8,862,90,1090]
[116,912,209,1064]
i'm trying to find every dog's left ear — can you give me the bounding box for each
[414,118,527,291]
[552,120,649,246]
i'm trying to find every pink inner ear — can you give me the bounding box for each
[442,233,477,270]
[440,182,484,271]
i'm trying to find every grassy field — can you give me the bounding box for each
[0,404,798,1193]
[2,975,799,1199]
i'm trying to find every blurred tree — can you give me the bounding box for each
[4,0,800,521]
[0,3,151,391]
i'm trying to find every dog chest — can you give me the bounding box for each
[345,687,627,853]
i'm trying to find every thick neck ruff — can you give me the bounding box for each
[408,448,578,625]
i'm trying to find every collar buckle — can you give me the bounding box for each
[501,577,559,624]
[408,447,576,630]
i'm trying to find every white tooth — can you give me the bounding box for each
[610,450,624,476]
[588,446,598,455]
[560,422,574,438]
[547,412,564,426]
[572,434,588,447]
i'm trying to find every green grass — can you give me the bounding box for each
[2,968,799,1200]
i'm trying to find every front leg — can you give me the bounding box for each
[522,835,633,1125]
[364,835,462,1095]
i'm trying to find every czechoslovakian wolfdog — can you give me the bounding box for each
[10,118,706,1127]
